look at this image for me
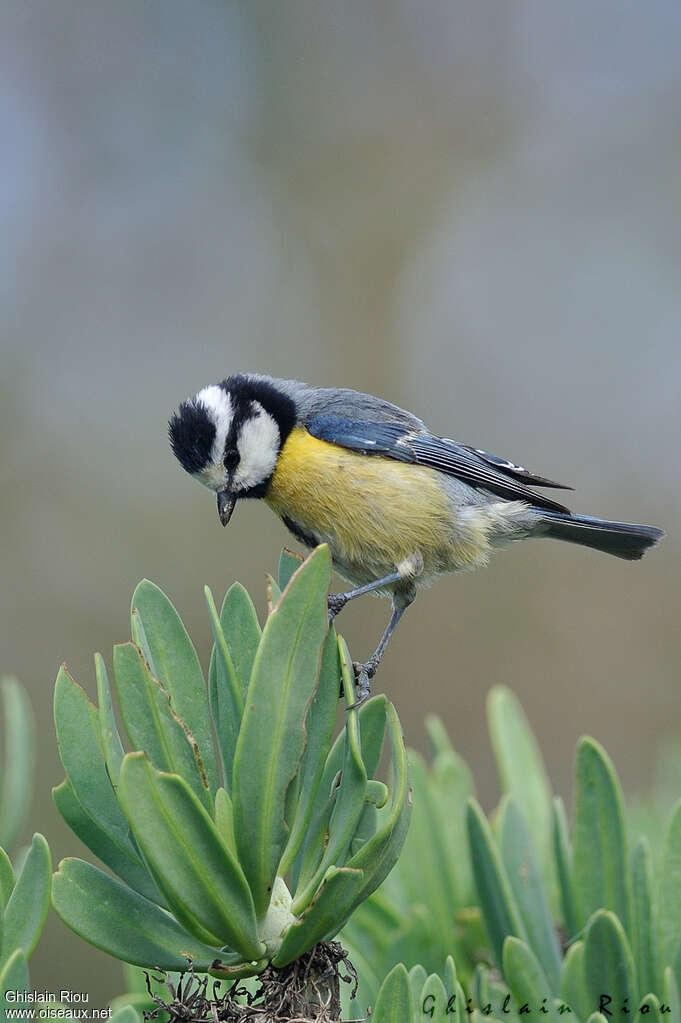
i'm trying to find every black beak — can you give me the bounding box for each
[217,490,236,527]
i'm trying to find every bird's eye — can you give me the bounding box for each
[224,448,239,470]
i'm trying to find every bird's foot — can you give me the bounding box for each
[346,659,378,709]
[327,592,348,621]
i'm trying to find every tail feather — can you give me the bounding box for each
[540,511,664,561]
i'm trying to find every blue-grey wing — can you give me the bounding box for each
[307,414,572,514]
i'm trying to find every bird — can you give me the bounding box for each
[169,373,664,702]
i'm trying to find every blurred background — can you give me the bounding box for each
[2,0,680,1001]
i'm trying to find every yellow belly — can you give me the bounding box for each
[264,426,466,585]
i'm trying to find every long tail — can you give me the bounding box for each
[540,510,664,561]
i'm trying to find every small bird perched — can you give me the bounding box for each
[169,373,663,701]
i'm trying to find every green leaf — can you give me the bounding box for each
[560,940,589,1022]
[408,965,428,1018]
[266,575,282,611]
[290,691,386,893]
[52,779,162,905]
[394,752,458,944]
[0,850,14,912]
[214,787,236,855]
[553,796,579,941]
[119,753,262,958]
[0,834,50,965]
[292,638,367,912]
[130,580,219,797]
[218,583,261,701]
[424,714,454,758]
[631,837,659,999]
[488,686,552,876]
[664,967,681,1023]
[109,1007,143,1023]
[370,963,413,1023]
[114,643,210,809]
[52,858,243,972]
[635,994,662,1023]
[278,549,304,590]
[342,697,411,906]
[232,545,330,918]
[429,748,476,906]
[659,800,681,975]
[0,949,29,1016]
[274,866,365,966]
[587,1015,610,1023]
[499,799,562,994]
[503,936,554,1014]
[572,737,631,935]
[583,911,637,1019]
[54,667,134,851]
[0,678,36,852]
[420,972,448,1021]
[466,797,527,968]
[95,654,125,789]
[205,587,242,793]
[279,626,341,876]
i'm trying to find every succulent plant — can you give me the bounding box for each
[51,545,411,985]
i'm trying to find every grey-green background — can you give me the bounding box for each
[2,0,680,1002]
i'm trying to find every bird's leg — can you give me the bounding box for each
[350,590,415,707]
[327,570,404,620]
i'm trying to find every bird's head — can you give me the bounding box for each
[168,374,296,525]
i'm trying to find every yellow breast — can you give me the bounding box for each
[264,426,461,583]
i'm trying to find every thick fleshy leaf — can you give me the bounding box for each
[572,738,631,935]
[429,748,476,907]
[395,752,457,946]
[408,965,428,1018]
[631,837,659,999]
[0,834,50,965]
[659,800,681,975]
[292,639,367,912]
[218,583,261,700]
[52,779,163,906]
[279,627,341,876]
[342,698,411,911]
[466,798,527,969]
[583,911,637,1019]
[114,643,210,809]
[372,964,413,1023]
[278,549,304,590]
[54,667,133,851]
[0,678,36,852]
[119,754,262,958]
[52,858,239,971]
[214,787,236,855]
[274,866,364,966]
[0,949,29,1008]
[205,587,242,793]
[635,994,662,1023]
[232,546,330,918]
[560,940,589,1022]
[109,1007,143,1023]
[502,937,553,1015]
[488,687,552,876]
[553,796,578,941]
[130,580,218,796]
[95,654,125,789]
[499,799,561,994]
[420,973,448,1022]
[664,967,681,1023]
[0,849,14,912]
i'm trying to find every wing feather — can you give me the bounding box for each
[307,414,572,514]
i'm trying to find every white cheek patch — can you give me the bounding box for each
[233,408,281,491]
[195,385,233,467]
